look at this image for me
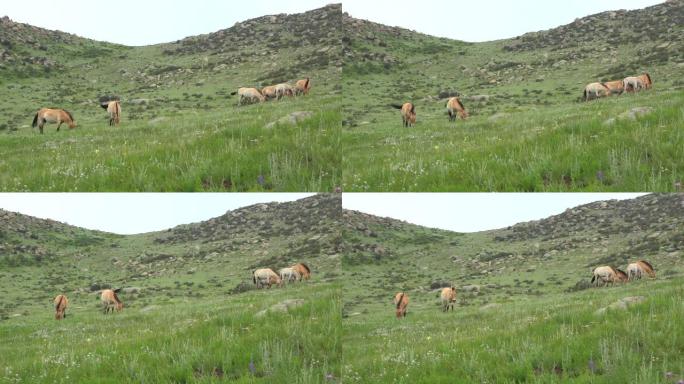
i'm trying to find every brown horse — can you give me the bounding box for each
[32,108,76,134]
[253,268,281,288]
[623,77,645,93]
[100,100,121,126]
[603,80,624,95]
[275,83,295,100]
[591,266,628,287]
[637,73,652,90]
[394,292,409,318]
[295,78,311,96]
[446,97,468,121]
[391,103,416,127]
[583,83,610,101]
[291,262,311,281]
[54,294,68,320]
[627,260,656,280]
[231,87,266,106]
[440,287,457,312]
[261,85,278,100]
[101,289,123,314]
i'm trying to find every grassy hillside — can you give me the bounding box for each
[342,1,684,191]
[0,5,341,191]
[341,193,684,382]
[0,194,342,383]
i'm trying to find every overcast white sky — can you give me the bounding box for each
[0,193,313,235]
[343,193,648,233]
[0,1,663,45]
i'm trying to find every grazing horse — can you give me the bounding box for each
[261,85,277,100]
[603,80,624,95]
[391,102,416,127]
[253,268,281,289]
[291,263,311,281]
[32,108,76,134]
[394,292,409,318]
[275,83,295,100]
[637,73,652,90]
[446,97,468,121]
[627,260,656,280]
[294,78,311,96]
[623,77,645,93]
[583,82,610,101]
[231,87,266,106]
[54,294,68,320]
[591,266,628,287]
[278,267,301,285]
[100,100,121,126]
[440,287,457,312]
[101,289,123,314]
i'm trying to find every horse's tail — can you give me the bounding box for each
[304,77,310,89]
[410,103,415,114]
[252,271,256,284]
[645,73,652,85]
[230,91,237,96]
[32,112,38,127]
[55,295,64,310]
[590,274,596,284]
[390,103,403,110]
[396,293,404,309]
[115,101,121,118]
[583,89,587,101]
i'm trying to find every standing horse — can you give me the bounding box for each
[101,289,123,314]
[100,100,121,126]
[637,73,652,90]
[446,97,468,121]
[591,266,628,287]
[440,287,457,312]
[54,294,68,320]
[231,88,266,106]
[278,267,301,286]
[391,102,416,127]
[627,260,656,280]
[394,292,409,318]
[603,80,624,95]
[261,85,278,100]
[275,83,295,100]
[623,77,644,93]
[295,78,311,96]
[583,83,610,101]
[253,268,281,289]
[291,263,311,281]
[32,108,76,134]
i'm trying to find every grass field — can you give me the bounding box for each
[343,278,684,383]
[0,283,341,383]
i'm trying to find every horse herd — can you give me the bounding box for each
[390,71,653,127]
[392,259,656,319]
[29,77,311,134]
[230,77,311,106]
[252,262,311,289]
[583,72,652,101]
[51,263,311,320]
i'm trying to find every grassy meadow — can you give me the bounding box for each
[343,278,684,383]
[0,283,341,383]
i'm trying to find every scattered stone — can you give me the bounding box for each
[265,111,313,129]
[256,299,304,317]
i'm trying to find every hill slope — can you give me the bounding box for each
[0,4,342,191]
[342,1,684,191]
[341,193,684,382]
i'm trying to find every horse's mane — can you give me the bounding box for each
[396,293,404,309]
[62,109,74,121]
[616,268,627,278]
[112,291,122,304]
[600,83,610,90]
[298,263,310,274]
[638,260,654,271]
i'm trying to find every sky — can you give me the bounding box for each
[0,193,314,234]
[0,0,664,46]
[343,193,648,233]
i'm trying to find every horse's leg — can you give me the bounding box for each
[56,122,62,131]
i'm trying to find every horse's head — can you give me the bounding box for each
[116,302,124,312]
[68,121,77,129]
[615,269,628,282]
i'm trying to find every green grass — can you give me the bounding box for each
[343,89,684,191]
[0,283,341,383]
[343,278,684,383]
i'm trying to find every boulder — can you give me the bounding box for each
[256,299,304,317]
[265,111,313,129]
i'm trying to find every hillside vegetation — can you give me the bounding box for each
[0,194,342,383]
[341,193,684,382]
[0,5,342,191]
[342,1,684,191]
